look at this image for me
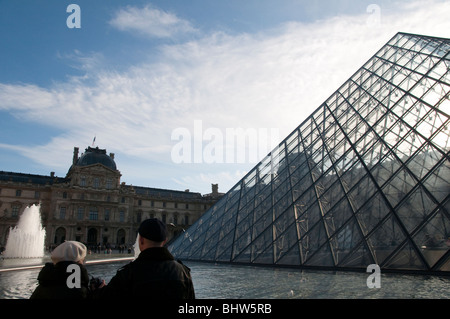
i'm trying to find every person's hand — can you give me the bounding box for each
[98,279,106,289]
[90,277,106,291]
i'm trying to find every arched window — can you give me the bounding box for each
[136,211,142,223]
[54,227,66,244]
[88,228,98,245]
[117,229,126,244]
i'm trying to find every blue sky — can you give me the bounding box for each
[1,0,449,195]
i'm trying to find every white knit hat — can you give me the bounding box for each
[51,241,87,264]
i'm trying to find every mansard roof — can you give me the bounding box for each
[0,171,68,185]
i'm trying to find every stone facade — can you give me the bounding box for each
[0,146,223,251]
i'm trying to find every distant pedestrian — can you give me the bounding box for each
[93,218,195,299]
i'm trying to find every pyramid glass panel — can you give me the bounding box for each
[169,33,450,274]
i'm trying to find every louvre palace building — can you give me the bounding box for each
[0,146,223,250]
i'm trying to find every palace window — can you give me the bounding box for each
[77,207,84,220]
[137,211,142,223]
[93,178,100,189]
[89,207,98,220]
[106,178,113,189]
[60,207,66,219]
[12,205,20,217]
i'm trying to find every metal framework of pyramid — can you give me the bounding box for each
[169,32,450,274]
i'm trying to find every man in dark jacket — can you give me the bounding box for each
[30,241,90,299]
[94,218,195,299]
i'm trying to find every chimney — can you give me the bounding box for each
[212,184,218,196]
[73,147,79,165]
[109,153,115,159]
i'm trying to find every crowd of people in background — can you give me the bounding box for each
[0,243,135,258]
[46,243,134,255]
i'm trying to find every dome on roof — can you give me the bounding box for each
[76,147,117,170]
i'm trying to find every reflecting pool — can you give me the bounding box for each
[186,262,450,299]
[1,257,449,299]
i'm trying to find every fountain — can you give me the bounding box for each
[3,204,46,258]
[133,234,140,258]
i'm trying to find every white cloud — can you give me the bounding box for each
[0,84,55,112]
[57,50,105,72]
[0,0,449,193]
[109,5,197,38]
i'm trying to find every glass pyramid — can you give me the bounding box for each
[169,32,450,274]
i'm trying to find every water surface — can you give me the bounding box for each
[1,258,449,299]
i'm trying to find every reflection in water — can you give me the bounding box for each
[0,267,41,299]
[1,260,449,299]
[186,262,450,299]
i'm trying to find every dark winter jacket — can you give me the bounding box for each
[30,261,90,299]
[93,247,195,299]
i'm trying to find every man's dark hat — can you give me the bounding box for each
[138,218,168,242]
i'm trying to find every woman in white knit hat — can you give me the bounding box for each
[30,241,91,299]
